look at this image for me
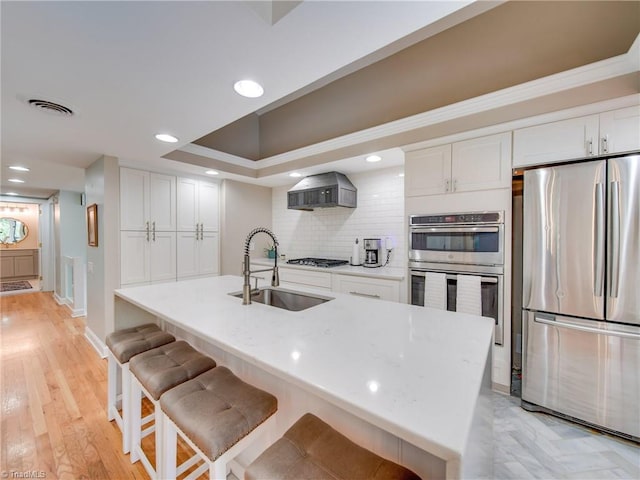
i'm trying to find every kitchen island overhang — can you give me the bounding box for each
[114,275,494,479]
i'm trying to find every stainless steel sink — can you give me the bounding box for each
[229,287,333,312]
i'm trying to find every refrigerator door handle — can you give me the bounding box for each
[594,183,605,297]
[609,181,621,298]
[534,314,640,340]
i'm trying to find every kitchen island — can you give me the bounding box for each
[114,275,493,479]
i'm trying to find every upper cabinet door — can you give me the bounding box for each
[452,132,512,193]
[149,173,176,231]
[513,115,599,168]
[120,168,149,231]
[177,178,199,231]
[198,182,219,232]
[405,145,452,197]
[599,106,640,155]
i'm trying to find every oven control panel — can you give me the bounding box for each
[410,211,502,226]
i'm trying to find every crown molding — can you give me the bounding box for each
[176,33,640,174]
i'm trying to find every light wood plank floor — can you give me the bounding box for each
[1,292,149,479]
[2,291,638,479]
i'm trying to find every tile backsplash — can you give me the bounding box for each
[272,166,405,268]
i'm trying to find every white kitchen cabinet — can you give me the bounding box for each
[120,230,176,285]
[405,145,451,196]
[177,231,219,279]
[405,132,511,196]
[513,107,640,168]
[513,115,599,167]
[599,106,640,155]
[280,268,332,291]
[120,168,176,231]
[332,274,400,302]
[251,264,332,291]
[177,178,219,232]
[452,132,512,192]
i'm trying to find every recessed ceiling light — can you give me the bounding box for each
[155,133,179,143]
[205,170,219,175]
[8,178,25,183]
[289,172,302,178]
[366,155,382,163]
[233,80,264,98]
[9,166,30,172]
[5,192,19,196]
[399,173,405,177]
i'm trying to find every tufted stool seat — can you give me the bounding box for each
[246,413,421,480]
[160,366,278,480]
[105,323,175,453]
[129,340,216,479]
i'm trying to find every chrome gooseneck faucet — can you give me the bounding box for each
[242,227,279,305]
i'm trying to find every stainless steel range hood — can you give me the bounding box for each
[287,172,357,210]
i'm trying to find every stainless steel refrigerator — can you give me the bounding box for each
[521,154,639,441]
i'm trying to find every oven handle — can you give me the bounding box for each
[410,226,500,234]
[411,271,498,284]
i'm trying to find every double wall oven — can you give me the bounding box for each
[409,211,504,345]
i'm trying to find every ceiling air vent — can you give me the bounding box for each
[28,99,74,116]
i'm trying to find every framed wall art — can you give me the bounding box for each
[87,203,98,247]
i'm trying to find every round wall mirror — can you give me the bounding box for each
[0,217,29,244]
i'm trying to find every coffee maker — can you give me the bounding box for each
[363,238,382,267]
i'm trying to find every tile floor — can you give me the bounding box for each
[494,393,640,479]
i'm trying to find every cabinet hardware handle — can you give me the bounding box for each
[152,222,156,242]
[587,139,594,155]
[601,135,609,154]
[444,179,450,192]
[146,222,150,242]
[452,179,457,192]
[349,291,381,299]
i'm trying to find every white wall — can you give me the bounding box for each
[220,179,272,275]
[53,190,86,298]
[272,166,405,268]
[85,155,120,351]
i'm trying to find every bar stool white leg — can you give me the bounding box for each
[107,351,132,454]
[210,459,227,480]
[107,352,117,422]
[121,361,132,454]
[161,415,178,480]
[130,376,142,463]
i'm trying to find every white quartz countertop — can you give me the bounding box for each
[115,275,492,461]
[252,257,405,280]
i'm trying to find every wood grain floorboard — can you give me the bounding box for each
[1,292,149,479]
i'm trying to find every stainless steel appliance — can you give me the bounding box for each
[286,258,349,268]
[409,211,504,345]
[522,154,640,441]
[287,172,357,210]
[363,238,382,267]
[409,212,504,266]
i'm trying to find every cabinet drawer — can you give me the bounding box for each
[332,275,400,302]
[280,268,332,290]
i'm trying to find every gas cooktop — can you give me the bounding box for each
[286,258,349,268]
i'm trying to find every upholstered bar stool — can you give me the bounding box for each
[106,323,175,454]
[129,340,217,479]
[246,413,421,480]
[160,366,278,480]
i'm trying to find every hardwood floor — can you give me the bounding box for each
[2,291,638,480]
[1,292,148,479]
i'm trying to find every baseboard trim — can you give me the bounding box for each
[53,292,67,305]
[492,382,510,394]
[69,307,86,317]
[84,325,108,359]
